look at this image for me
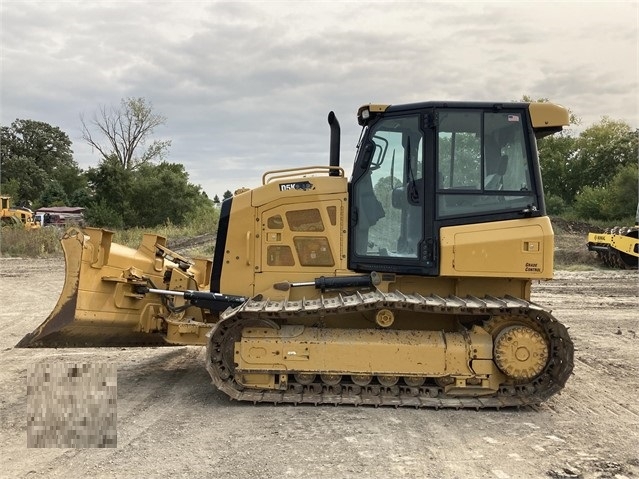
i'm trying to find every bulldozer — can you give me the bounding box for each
[1,196,40,229]
[19,101,574,408]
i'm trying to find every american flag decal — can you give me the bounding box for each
[508,114,520,122]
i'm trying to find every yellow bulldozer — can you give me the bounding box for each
[19,101,574,408]
[1,196,40,229]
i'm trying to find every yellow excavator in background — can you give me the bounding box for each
[19,101,574,408]
[1,196,40,229]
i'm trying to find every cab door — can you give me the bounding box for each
[349,111,438,276]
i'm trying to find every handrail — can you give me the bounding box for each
[262,166,344,185]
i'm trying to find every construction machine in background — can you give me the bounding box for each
[1,196,40,229]
[34,206,86,228]
[19,101,574,409]
[587,207,639,269]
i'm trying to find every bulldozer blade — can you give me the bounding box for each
[17,227,179,348]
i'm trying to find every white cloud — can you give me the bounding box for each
[1,1,637,199]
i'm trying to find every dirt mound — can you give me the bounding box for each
[550,217,601,268]
[551,216,602,236]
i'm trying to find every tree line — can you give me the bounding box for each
[1,97,637,229]
[1,98,232,229]
[537,117,638,221]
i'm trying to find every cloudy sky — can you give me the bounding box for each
[1,1,637,199]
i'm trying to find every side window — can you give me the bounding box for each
[484,112,531,192]
[437,110,535,218]
[438,112,481,190]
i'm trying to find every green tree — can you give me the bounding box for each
[223,190,233,200]
[84,198,125,229]
[574,163,639,221]
[84,158,210,229]
[40,180,69,206]
[571,118,638,194]
[605,163,639,219]
[79,99,213,229]
[86,156,132,205]
[0,156,48,206]
[572,186,609,221]
[532,98,637,210]
[537,134,578,204]
[85,156,133,227]
[69,188,93,208]
[1,119,82,204]
[126,162,206,228]
[0,178,19,200]
[54,163,88,205]
[80,97,171,170]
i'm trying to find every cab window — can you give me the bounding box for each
[437,110,534,218]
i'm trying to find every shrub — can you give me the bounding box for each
[573,186,609,221]
[0,226,62,257]
[84,200,125,229]
[545,194,566,215]
[573,163,638,222]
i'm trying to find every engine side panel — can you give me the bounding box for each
[217,174,350,300]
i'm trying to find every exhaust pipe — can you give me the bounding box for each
[328,111,340,176]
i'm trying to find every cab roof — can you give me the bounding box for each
[357,101,569,137]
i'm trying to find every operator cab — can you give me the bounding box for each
[349,101,557,276]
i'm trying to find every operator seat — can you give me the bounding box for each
[484,138,508,190]
[485,154,509,190]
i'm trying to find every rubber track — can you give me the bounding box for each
[205,290,574,409]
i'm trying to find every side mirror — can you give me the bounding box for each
[360,142,374,169]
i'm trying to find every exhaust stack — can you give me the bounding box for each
[328,111,340,176]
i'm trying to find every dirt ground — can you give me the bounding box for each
[1,257,637,479]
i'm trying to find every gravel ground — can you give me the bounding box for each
[1,258,637,479]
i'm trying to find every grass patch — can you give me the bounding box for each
[0,226,63,258]
[111,217,218,259]
[1,204,220,259]
[111,227,216,258]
